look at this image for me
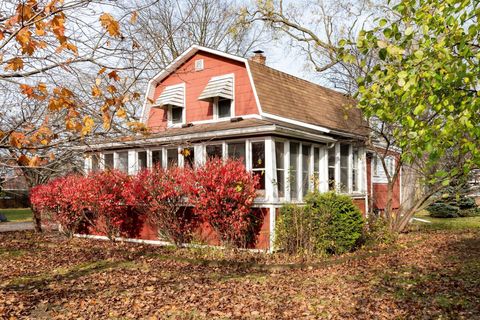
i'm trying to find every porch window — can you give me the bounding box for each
[152,150,162,167]
[313,147,320,191]
[275,141,285,198]
[251,141,265,194]
[328,147,335,190]
[167,148,178,167]
[289,142,299,200]
[183,147,195,168]
[302,144,311,197]
[138,151,147,170]
[227,142,246,165]
[92,154,100,171]
[104,153,114,170]
[117,151,129,173]
[206,144,223,160]
[340,144,349,193]
[352,147,359,192]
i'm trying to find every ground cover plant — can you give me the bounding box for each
[1,224,480,319]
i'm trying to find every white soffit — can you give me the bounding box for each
[153,84,184,108]
[198,75,234,101]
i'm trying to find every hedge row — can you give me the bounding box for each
[30,158,260,247]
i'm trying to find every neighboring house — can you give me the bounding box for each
[0,165,29,208]
[83,45,401,250]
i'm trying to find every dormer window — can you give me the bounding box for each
[170,106,183,124]
[152,83,185,127]
[216,98,232,119]
[198,74,234,120]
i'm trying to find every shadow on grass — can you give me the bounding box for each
[2,260,126,291]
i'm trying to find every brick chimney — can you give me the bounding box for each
[250,50,266,65]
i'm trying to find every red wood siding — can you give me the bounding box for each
[372,181,400,210]
[352,198,366,216]
[82,207,271,250]
[146,51,259,131]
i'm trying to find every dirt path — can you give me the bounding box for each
[0,222,33,233]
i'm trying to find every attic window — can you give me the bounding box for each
[195,59,204,71]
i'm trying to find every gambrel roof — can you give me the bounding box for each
[141,45,367,138]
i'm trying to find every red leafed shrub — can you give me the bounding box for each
[30,171,143,240]
[133,165,198,246]
[84,170,143,240]
[30,175,93,237]
[190,158,261,247]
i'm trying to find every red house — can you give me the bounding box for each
[84,45,401,250]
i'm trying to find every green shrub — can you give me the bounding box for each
[457,197,477,210]
[427,203,460,218]
[364,215,397,246]
[275,192,364,255]
[275,204,315,255]
[458,207,480,217]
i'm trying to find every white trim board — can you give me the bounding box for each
[74,233,267,253]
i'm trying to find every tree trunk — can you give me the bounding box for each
[32,206,42,233]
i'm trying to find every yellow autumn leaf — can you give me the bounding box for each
[117,107,126,119]
[99,13,121,37]
[130,11,138,24]
[5,57,24,71]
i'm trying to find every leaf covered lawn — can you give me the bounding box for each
[1,229,480,319]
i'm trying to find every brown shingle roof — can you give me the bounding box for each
[248,61,367,136]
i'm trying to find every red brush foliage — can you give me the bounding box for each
[31,159,261,247]
[133,165,198,246]
[30,175,93,236]
[30,171,142,240]
[189,158,260,247]
[84,170,143,240]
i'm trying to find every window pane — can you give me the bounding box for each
[218,99,231,118]
[138,151,147,170]
[302,145,310,197]
[275,141,285,198]
[352,148,359,192]
[314,147,319,172]
[328,147,335,190]
[227,142,246,164]
[340,144,349,192]
[206,144,223,160]
[275,142,285,169]
[276,170,285,198]
[252,142,265,169]
[289,142,299,200]
[171,107,183,124]
[167,148,178,167]
[254,171,266,191]
[117,152,128,173]
[92,154,100,171]
[104,153,114,170]
[152,150,162,167]
[183,147,195,168]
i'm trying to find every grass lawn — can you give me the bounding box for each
[413,210,480,230]
[1,224,480,319]
[0,208,32,222]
